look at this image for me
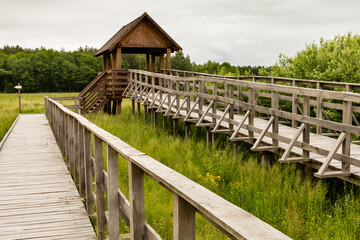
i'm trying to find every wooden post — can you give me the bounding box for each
[316,82,322,134]
[173,194,196,240]
[151,110,156,129]
[206,127,211,147]
[292,80,297,128]
[160,54,164,71]
[107,54,111,70]
[94,135,106,240]
[303,96,310,160]
[79,123,85,197]
[163,116,168,130]
[185,122,190,140]
[111,51,117,70]
[83,128,94,216]
[151,55,156,72]
[137,101,141,118]
[129,162,145,240]
[131,99,135,115]
[116,46,122,70]
[116,99,122,114]
[107,145,119,239]
[166,48,171,69]
[103,55,107,71]
[229,85,234,131]
[146,53,150,71]
[173,119,178,138]
[112,100,117,115]
[261,152,271,168]
[248,87,256,140]
[342,84,352,172]
[68,116,74,171]
[144,104,148,123]
[74,120,80,183]
[271,78,279,149]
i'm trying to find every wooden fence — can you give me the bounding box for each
[125,69,360,180]
[45,97,290,240]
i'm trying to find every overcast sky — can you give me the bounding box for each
[1,0,359,66]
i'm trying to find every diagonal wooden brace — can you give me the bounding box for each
[136,87,146,102]
[148,91,160,109]
[156,93,169,113]
[278,123,309,163]
[184,98,200,122]
[315,132,349,178]
[196,100,214,127]
[122,82,133,97]
[164,96,178,116]
[250,116,278,152]
[229,110,250,141]
[211,104,231,133]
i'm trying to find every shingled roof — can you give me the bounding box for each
[94,12,182,57]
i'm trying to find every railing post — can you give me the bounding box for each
[248,86,256,140]
[271,78,279,148]
[292,80,297,128]
[83,127,94,216]
[316,82,322,134]
[107,145,119,239]
[94,135,106,240]
[79,123,85,197]
[173,194,196,240]
[342,84,352,172]
[129,162,145,240]
[67,116,74,169]
[303,96,310,159]
[229,84,234,131]
[74,119,80,183]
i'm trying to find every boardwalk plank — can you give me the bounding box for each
[0,114,96,240]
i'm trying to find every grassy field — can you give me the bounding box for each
[0,93,77,141]
[1,95,360,239]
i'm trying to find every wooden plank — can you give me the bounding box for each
[0,114,96,240]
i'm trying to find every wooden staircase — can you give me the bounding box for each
[79,70,129,114]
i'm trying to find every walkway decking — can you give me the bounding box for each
[0,114,96,240]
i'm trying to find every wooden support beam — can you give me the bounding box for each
[146,53,150,71]
[160,54,164,71]
[196,100,214,127]
[116,46,122,70]
[166,48,171,69]
[107,145,119,239]
[173,194,196,240]
[83,128,94,216]
[229,110,250,141]
[151,55,156,72]
[94,135,106,240]
[184,98,199,122]
[211,104,231,133]
[315,132,347,177]
[129,162,145,240]
[111,51,117,70]
[251,116,275,151]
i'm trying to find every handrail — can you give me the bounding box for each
[161,68,360,91]
[45,96,291,240]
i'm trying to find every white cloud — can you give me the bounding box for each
[0,0,360,66]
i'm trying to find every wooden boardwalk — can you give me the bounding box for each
[0,114,96,240]
[125,69,360,185]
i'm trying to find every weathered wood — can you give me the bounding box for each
[0,114,96,239]
[129,162,145,240]
[107,145,120,239]
[167,48,171,69]
[83,128,94,216]
[94,135,106,240]
[173,194,196,240]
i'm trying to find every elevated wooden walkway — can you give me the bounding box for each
[0,114,96,240]
[124,69,360,185]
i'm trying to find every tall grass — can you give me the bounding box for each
[87,99,360,240]
[0,93,77,141]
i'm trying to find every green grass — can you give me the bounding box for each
[87,99,360,240]
[0,93,77,141]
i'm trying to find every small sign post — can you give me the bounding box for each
[14,83,22,113]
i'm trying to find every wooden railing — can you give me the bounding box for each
[79,71,108,113]
[45,97,290,240]
[126,70,360,180]
[50,97,83,113]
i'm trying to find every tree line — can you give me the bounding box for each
[1,32,359,93]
